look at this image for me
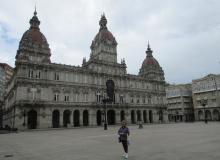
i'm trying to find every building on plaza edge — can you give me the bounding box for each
[0,63,14,128]
[192,74,220,121]
[166,84,194,122]
[3,10,167,129]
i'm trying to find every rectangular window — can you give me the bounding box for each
[30,88,37,100]
[142,98,145,104]
[28,69,33,78]
[84,93,87,102]
[64,95,69,102]
[131,98,134,103]
[54,94,59,101]
[97,92,101,102]
[36,71,41,79]
[75,93,78,102]
[54,72,59,80]
[120,95,123,103]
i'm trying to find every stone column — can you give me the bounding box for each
[89,109,96,126]
[153,110,158,123]
[69,110,73,127]
[134,109,137,124]
[115,110,121,124]
[126,109,131,124]
[140,110,143,121]
[163,110,168,123]
[80,109,83,126]
[60,109,63,127]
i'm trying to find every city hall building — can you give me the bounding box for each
[3,10,167,129]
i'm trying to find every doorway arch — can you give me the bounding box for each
[205,110,212,121]
[131,110,135,124]
[52,110,60,128]
[63,110,71,127]
[213,109,220,121]
[143,110,147,123]
[149,110,153,123]
[137,110,141,121]
[107,110,115,125]
[83,110,89,126]
[74,110,80,127]
[120,110,125,122]
[198,110,203,121]
[96,110,102,126]
[27,109,37,129]
[158,110,163,122]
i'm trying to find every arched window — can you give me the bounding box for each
[96,91,101,102]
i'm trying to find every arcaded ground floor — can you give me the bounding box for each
[3,105,167,129]
[0,122,220,160]
[195,107,220,121]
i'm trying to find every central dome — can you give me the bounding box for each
[90,14,117,49]
[141,55,160,68]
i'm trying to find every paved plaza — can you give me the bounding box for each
[0,122,220,160]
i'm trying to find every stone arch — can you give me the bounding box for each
[96,110,102,126]
[198,110,203,121]
[74,110,80,127]
[131,110,136,124]
[63,110,71,127]
[137,110,142,121]
[213,109,220,121]
[143,110,147,123]
[149,110,153,123]
[205,110,212,121]
[83,110,89,126]
[52,109,60,128]
[158,110,163,122]
[120,110,125,122]
[107,110,115,125]
[27,109,37,129]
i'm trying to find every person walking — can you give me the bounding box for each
[118,120,130,159]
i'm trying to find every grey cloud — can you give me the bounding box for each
[0,0,219,84]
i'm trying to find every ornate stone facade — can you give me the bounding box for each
[3,11,167,129]
[192,74,220,121]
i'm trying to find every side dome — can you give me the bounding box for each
[140,44,161,69]
[139,43,165,81]
[16,10,51,63]
[90,14,117,49]
[141,55,160,68]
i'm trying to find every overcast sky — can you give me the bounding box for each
[0,0,219,84]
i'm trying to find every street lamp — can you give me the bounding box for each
[23,110,26,126]
[201,97,208,124]
[102,98,108,130]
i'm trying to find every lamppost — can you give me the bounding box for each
[201,98,208,124]
[102,79,115,130]
[102,98,108,130]
[23,110,26,126]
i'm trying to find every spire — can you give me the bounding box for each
[29,7,40,29]
[146,41,153,57]
[99,13,107,30]
[34,4,37,16]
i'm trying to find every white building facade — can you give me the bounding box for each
[192,74,220,121]
[3,11,167,129]
[166,84,194,122]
